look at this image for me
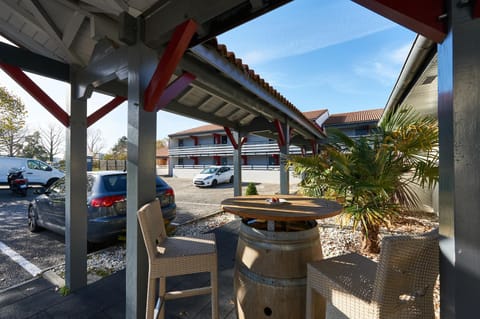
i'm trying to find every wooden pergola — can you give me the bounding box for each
[0,1,478,318]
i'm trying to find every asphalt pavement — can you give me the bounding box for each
[0,177,294,292]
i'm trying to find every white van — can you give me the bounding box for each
[0,156,64,187]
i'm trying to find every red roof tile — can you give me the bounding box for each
[325,108,384,125]
[169,124,223,136]
[303,109,328,121]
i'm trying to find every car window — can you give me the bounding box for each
[27,160,51,171]
[49,178,66,195]
[200,167,217,174]
[102,174,127,192]
[87,175,96,193]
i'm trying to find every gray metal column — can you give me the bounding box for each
[65,67,87,290]
[125,40,157,318]
[233,130,244,196]
[438,2,480,317]
[279,120,290,195]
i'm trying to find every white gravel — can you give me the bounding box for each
[52,210,439,318]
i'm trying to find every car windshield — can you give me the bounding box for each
[101,174,127,192]
[200,167,219,174]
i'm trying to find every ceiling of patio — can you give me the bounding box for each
[0,0,325,147]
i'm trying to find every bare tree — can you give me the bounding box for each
[87,128,105,158]
[41,124,65,162]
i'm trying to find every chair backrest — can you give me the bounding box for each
[137,198,167,261]
[372,229,439,317]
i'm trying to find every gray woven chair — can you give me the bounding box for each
[306,229,439,319]
[137,199,218,319]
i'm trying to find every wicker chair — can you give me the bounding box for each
[306,229,439,319]
[137,199,218,319]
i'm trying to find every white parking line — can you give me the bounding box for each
[0,241,41,277]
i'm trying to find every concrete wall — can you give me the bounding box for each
[169,167,302,184]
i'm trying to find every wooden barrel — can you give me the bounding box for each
[234,220,323,319]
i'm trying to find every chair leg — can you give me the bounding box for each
[158,277,166,319]
[146,277,157,319]
[306,283,326,319]
[211,267,219,319]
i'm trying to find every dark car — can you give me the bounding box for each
[27,171,176,243]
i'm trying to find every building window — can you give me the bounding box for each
[178,158,184,165]
[221,135,228,144]
[354,126,369,136]
[178,139,184,147]
[221,157,228,165]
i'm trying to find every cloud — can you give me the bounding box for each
[218,0,396,65]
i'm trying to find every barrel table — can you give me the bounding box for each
[221,195,343,319]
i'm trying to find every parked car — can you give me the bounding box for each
[193,166,234,187]
[0,156,64,187]
[27,171,176,243]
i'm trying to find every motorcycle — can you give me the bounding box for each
[7,167,28,197]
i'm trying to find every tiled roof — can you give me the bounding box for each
[169,124,223,136]
[156,147,169,157]
[324,108,384,125]
[204,38,324,137]
[303,109,328,121]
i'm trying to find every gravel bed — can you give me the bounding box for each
[52,210,439,317]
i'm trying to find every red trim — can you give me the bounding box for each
[311,140,317,155]
[242,155,248,165]
[224,127,238,149]
[273,154,279,166]
[474,0,480,18]
[144,19,198,112]
[190,135,199,145]
[213,133,221,144]
[154,72,195,112]
[87,96,126,127]
[0,63,70,127]
[274,119,285,147]
[190,156,198,165]
[213,156,221,165]
[352,0,446,43]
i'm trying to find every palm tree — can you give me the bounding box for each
[289,107,438,253]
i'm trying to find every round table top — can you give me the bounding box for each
[221,195,343,221]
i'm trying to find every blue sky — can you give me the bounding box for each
[0,0,415,152]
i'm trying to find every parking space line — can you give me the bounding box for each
[0,241,41,277]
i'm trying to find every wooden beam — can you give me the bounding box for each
[155,72,195,112]
[352,0,447,43]
[0,63,70,127]
[275,119,286,147]
[144,19,198,112]
[224,127,238,149]
[87,96,127,127]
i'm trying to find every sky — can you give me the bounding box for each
[0,0,415,153]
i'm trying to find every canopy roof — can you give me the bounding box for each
[0,0,324,146]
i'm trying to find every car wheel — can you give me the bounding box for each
[212,179,218,187]
[229,176,234,183]
[28,206,40,232]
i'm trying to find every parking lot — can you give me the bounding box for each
[0,177,296,291]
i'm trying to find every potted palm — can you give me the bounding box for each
[289,107,438,253]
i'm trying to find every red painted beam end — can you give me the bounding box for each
[474,0,480,18]
[352,0,447,43]
[0,63,70,127]
[274,119,286,147]
[144,19,198,112]
[224,127,238,149]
